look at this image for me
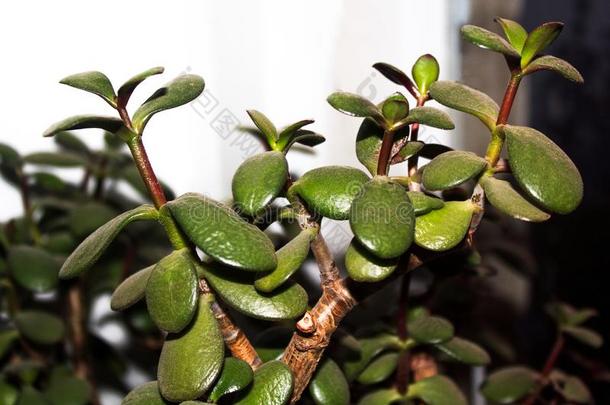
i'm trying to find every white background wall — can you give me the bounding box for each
[0,0,468,221]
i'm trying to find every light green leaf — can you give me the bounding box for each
[208,358,253,403]
[480,176,550,222]
[111,265,154,311]
[146,249,198,333]
[522,55,584,83]
[415,201,474,251]
[43,115,123,137]
[345,238,398,282]
[381,93,409,125]
[495,17,528,53]
[436,337,490,366]
[357,388,401,405]
[235,361,293,405]
[281,129,325,151]
[357,352,399,385]
[60,71,116,107]
[123,381,170,405]
[521,22,564,68]
[407,191,444,216]
[60,204,158,279]
[276,119,315,151]
[409,315,454,344]
[481,366,539,404]
[158,294,224,402]
[0,378,18,405]
[350,177,415,259]
[24,152,87,168]
[132,74,205,134]
[118,67,165,107]
[412,54,440,95]
[309,358,350,405]
[45,374,90,405]
[8,245,59,292]
[423,151,487,191]
[393,106,455,131]
[15,310,65,345]
[167,193,276,271]
[407,375,467,405]
[246,110,278,147]
[392,141,425,164]
[255,229,314,293]
[327,92,385,125]
[429,81,499,130]
[562,325,603,348]
[461,25,520,58]
[503,125,583,214]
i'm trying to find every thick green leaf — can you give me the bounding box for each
[68,202,116,238]
[276,119,315,151]
[481,366,539,404]
[45,375,90,405]
[43,115,123,137]
[409,315,454,344]
[350,177,415,259]
[282,130,325,151]
[111,265,154,311]
[373,62,415,90]
[461,25,520,58]
[54,132,91,156]
[546,301,597,327]
[123,381,169,405]
[343,334,401,381]
[309,358,350,405]
[292,166,369,220]
[423,151,487,191]
[407,191,444,216]
[393,106,455,131]
[255,229,314,293]
[16,386,47,405]
[419,143,453,160]
[521,22,564,68]
[562,325,603,348]
[199,262,308,321]
[15,310,65,345]
[0,329,19,360]
[357,388,401,405]
[24,152,87,168]
[208,358,253,402]
[407,375,466,405]
[8,245,59,292]
[355,118,409,175]
[412,54,440,95]
[0,143,22,168]
[0,378,18,405]
[146,249,198,333]
[392,141,425,164]
[503,125,583,214]
[480,176,550,222]
[381,93,409,125]
[235,361,293,405]
[345,238,398,282]
[31,172,65,191]
[158,294,224,402]
[60,71,116,107]
[327,92,384,125]
[357,352,399,385]
[167,194,276,271]
[60,204,158,279]
[246,110,278,146]
[415,201,474,251]
[232,151,288,216]
[522,55,584,83]
[495,17,528,53]
[132,74,205,133]
[429,81,499,130]
[436,337,490,366]
[118,67,165,107]
[549,370,591,403]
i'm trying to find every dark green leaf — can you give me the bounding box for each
[412,54,440,95]
[0,329,19,360]
[246,110,278,147]
[123,381,170,405]
[54,132,91,156]
[60,204,158,279]
[31,172,66,191]
[549,370,592,403]
[521,22,564,68]
[392,141,424,164]
[407,375,466,405]
[562,326,603,348]
[409,315,454,344]
[503,125,583,214]
[60,71,116,107]
[232,151,288,216]
[481,366,539,404]
[381,93,409,125]
[199,262,308,321]
[276,120,315,151]
[132,74,205,134]
[429,81,499,130]
[546,301,598,327]
[15,310,65,345]
[327,92,384,125]
[357,388,401,405]
[16,386,47,405]
[208,358,253,402]
[24,152,87,168]
[111,265,154,311]
[8,245,59,292]
[43,115,123,137]
[345,238,398,282]
[45,374,90,405]
[350,177,415,259]
[407,191,444,216]
[286,130,326,150]
[495,17,528,53]
[255,229,315,293]
[356,118,409,175]
[235,361,293,405]
[68,202,116,238]
[373,62,415,90]
[0,143,22,168]
[436,337,490,366]
[422,151,487,191]
[146,249,198,333]
[480,175,550,222]
[415,201,474,251]
[309,358,350,405]
[343,334,401,381]
[118,67,165,107]
[0,378,18,405]
[461,25,520,58]
[393,106,455,131]
[357,352,399,385]
[158,294,224,402]
[522,55,584,83]
[419,143,453,160]
[291,166,370,220]
[167,193,276,271]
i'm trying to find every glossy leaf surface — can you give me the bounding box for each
[407,375,466,405]
[309,358,350,405]
[208,357,253,402]
[357,352,399,385]
[409,315,454,344]
[423,151,487,191]
[481,366,539,404]
[412,54,440,95]
[356,118,409,175]
[123,381,169,405]
[345,238,398,282]
[436,337,490,366]
[407,191,444,216]
[235,361,293,405]
[480,175,550,222]
[415,201,474,251]
[521,22,564,68]
[495,17,528,53]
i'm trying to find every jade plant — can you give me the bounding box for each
[3,16,599,405]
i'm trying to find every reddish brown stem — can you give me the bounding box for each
[407,96,427,185]
[522,334,565,405]
[497,74,522,126]
[127,137,167,209]
[377,129,395,175]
